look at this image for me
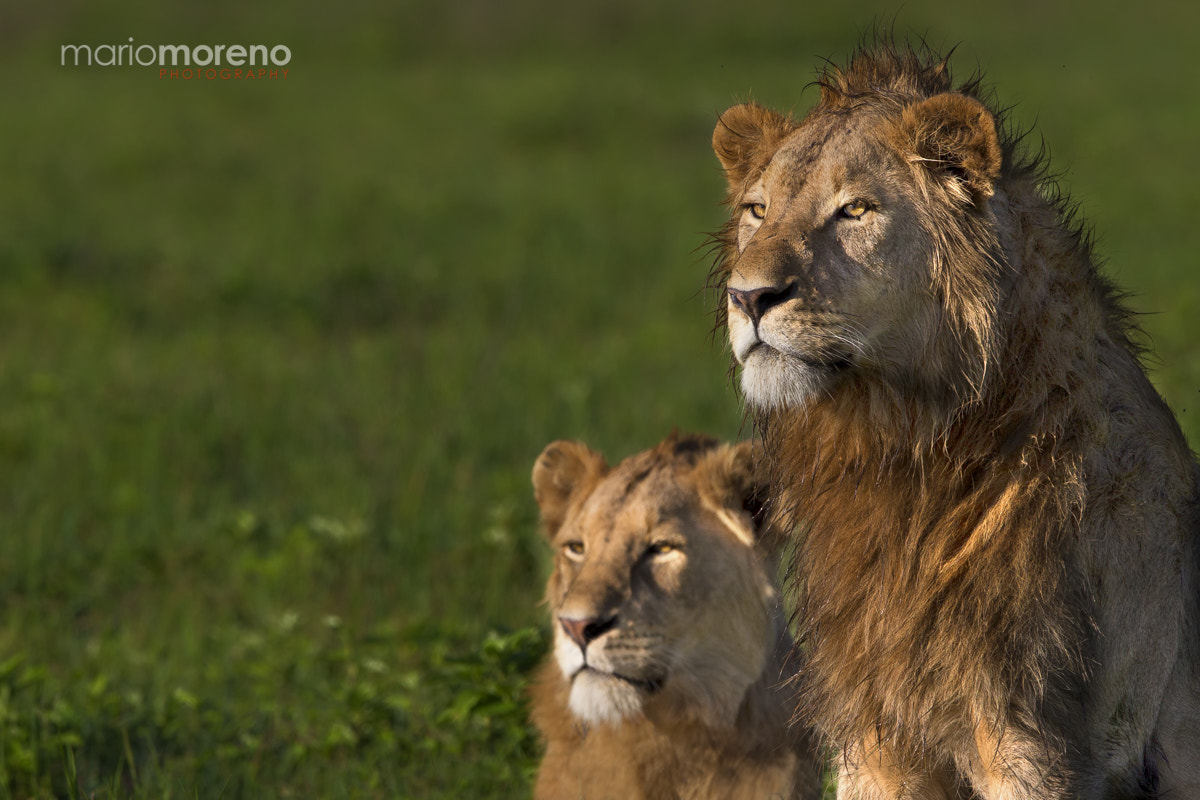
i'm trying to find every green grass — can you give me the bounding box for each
[1,0,1198,796]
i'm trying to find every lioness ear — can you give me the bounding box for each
[901,93,1002,204]
[531,440,607,539]
[712,103,796,192]
[699,440,772,547]
[726,440,771,536]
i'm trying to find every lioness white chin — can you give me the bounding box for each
[712,43,1200,799]
[528,434,824,800]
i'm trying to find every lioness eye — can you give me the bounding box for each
[841,200,869,219]
[747,203,766,220]
[564,542,584,558]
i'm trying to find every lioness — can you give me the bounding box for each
[711,43,1200,798]
[529,434,824,800]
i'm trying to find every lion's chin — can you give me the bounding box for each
[740,346,834,411]
[567,669,652,726]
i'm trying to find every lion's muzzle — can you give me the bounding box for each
[559,614,617,650]
[728,285,792,328]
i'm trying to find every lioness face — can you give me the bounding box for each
[725,113,939,410]
[532,438,779,728]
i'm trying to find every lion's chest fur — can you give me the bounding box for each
[788,444,1084,750]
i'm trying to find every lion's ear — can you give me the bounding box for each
[712,103,796,191]
[726,440,771,537]
[901,93,1002,204]
[699,440,772,547]
[531,440,607,539]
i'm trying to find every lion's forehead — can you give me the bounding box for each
[573,465,695,543]
[767,115,841,191]
[762,111,899,200]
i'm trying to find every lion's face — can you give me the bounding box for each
[725,116,936,410]
[531,436,779,728]
[713,95,1003,411]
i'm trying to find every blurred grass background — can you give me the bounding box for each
[0,0,1197,796]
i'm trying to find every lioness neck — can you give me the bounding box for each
[531,659,817,799]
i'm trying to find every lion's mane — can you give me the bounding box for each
[711,41,1200,796]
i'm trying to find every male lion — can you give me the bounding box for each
[528,433,825,799]
[710,44,1200,799]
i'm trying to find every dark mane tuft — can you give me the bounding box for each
[655,430,720,466]
[816,38,956,110]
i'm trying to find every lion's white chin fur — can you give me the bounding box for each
[555,627,766,730]
[554,632,645,725]
[739,347,827,411]
[567,670,644,725]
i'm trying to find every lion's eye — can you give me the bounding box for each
[841,200,869,219]
[746,203,766,220]
[647,542,677,556]
[563,541,585,559]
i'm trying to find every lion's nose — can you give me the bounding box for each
[728,285,790,326]
[559,615,617,649]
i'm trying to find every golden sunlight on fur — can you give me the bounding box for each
[528,434,825,799]
[711,41,1200,800]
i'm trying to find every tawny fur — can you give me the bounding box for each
[529,434,826,800]
[711,41,1200,800]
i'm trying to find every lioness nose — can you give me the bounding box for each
[559,615,617,649]
[728,285,790,325]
